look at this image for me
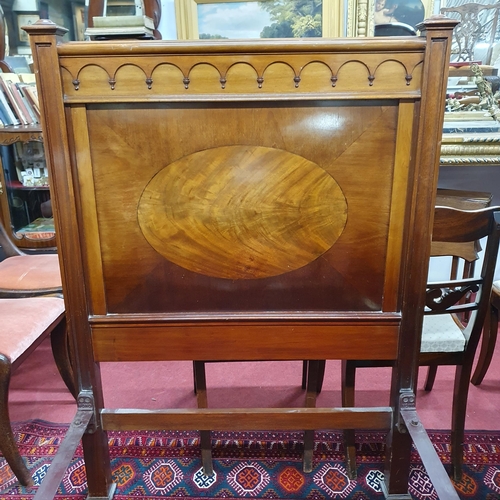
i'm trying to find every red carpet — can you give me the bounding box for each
[1,420,500,499]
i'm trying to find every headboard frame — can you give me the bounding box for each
[26,17,458,499]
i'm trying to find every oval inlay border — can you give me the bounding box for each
[138,145,347,279]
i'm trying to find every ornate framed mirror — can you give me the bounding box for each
[347,0,435,36]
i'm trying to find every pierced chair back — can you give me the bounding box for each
[440,2,500,65]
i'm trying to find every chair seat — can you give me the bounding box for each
[493,281,500,298]
[0,255,61,291]
[421,314,466,353]
[0,297,65,363]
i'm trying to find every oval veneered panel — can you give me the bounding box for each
[138,145,347,279]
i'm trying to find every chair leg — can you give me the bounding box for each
[450,364,471,482]
[471,302,498,385]
[423,365,438,391]
[0,354,34,486]
[302,360,326,393]
[303,360,321,472]
[301,360,307,390]
[341,359,357,479]
[50,316,78,399]
[193,361,213,476]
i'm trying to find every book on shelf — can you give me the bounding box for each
[92,15,154,30]
[20,85,40,121]
[0,106,8,127]
[19,73,36,84]
[85,25,154,38]
[0,84,20,126]
[8,81,35,125]
[15,83,38,123]
[0,73,40,126]
[0,73,28,125]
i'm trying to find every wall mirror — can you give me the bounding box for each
[347,0,434,36]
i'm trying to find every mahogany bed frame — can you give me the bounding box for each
[26,17,458,499]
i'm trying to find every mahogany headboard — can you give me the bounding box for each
[26,18,457,499]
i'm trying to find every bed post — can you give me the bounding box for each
[26,21,114,499]
[384,16,458,498]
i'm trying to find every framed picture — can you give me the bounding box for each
[17,13,40,45]
[174,0,342,39]
[73,3,86,41]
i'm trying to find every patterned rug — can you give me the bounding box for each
[1,420,500,499]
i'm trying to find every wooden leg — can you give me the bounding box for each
[341,360,357,479]
[450,364,470,482]
[316,360,326,394]
[471,300,498,385]
[193,361,213,476]
[423,365,438,391]
[302,360,326,393]
[303,360,320,473]
[50,316,78,400]
[301,360,307,390]
[0,354,33,487]
[193,361,198,394]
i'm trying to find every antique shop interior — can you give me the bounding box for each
[0,0,499,498]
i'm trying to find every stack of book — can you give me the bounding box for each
[0,72,40,127]
[85,15,155,39]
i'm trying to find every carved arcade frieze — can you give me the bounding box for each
[57,47,425,100]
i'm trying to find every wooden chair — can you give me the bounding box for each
[0,296,75,486]
[341,206,500,481]
[0,221,62,298]
[0,222,75,486]
[440,2,500,65]
[306,188,493,393]
[471,280,500,385]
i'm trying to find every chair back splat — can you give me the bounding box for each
[25,17,458,499]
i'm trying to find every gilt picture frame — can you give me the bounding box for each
[17,13,40,45]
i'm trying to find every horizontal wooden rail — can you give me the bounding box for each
[101,407,393,431]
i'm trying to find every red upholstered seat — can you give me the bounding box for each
[0,297,64,362]
[0,220,62,298]
[0,255,62,292]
